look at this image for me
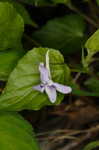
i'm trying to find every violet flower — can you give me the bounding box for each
[33,51,72,103]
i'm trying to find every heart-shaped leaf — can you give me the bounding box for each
[0,2,24,51]
[33,14,86,54]
[0,47,70,111]
[0,112,40,150]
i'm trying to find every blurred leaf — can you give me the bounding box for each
[0,2,24,51]
[0,47,70,111]
[0,0,38,26]
[0,111,40,150]
[51,0,70,4]
[12,2,38,27]
[84,77,99,93]
[18,0,51,6]
[83,0,89,2]
[96,0,99,5]
[33,14,86,55]
[85,29,99,54]
[0,48,25,81]
[83,30,99,70]
[70,81,99,96]
[83,141,99,150]
[18,0,70,5]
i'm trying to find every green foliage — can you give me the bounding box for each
[96,0,99,5]
[70,81,99,96]
[83,141,99,150]
[51,0,70,4]
[17,0,70,5]
[0,48,25,80]
[0,111,40,150]
[33,14,86,55]
[11,2,37,27]
[85,29,99,54]
[0,47,70,111]
[84,77,99,94]
[0,2,24,51]
[0,1,98,149]
[0,0,37,26]
[18,0,51,6]
[83,30,99,70]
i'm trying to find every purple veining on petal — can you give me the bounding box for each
[39,63,49,83]
[45,85,57,103]
[53,83,72,94]
[33,84,44,93]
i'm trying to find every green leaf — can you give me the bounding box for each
[83,141,99,150]
[18,0,51,6]
[83,29,99,70]
[18,0,70,5]
[85,29,99,54]
[0,111,40,150]
[0,48,25,80]
[96,0,99,5]
[0,47,70,111]
[33,14,86,55]
[70,82,99,96]
[0,0,37,26]
[51,0,70,4]
[84,77,99,94]
[0,2,24,51]
[70,71,99,96]
[12,2,37,27]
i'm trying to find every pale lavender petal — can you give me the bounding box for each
[53,83,72,94]
[45,85,57,103]
[33,84,44,93]
[39,63,49,83]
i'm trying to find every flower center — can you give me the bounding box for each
[42,79,53,86]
